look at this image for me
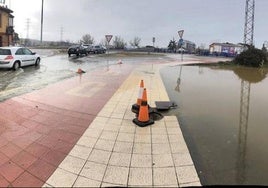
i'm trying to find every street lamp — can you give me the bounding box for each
[40,0,44,43]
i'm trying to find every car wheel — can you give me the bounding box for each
[68,53,71,57]
[35,58,40,66]
[13,61,20,71]
[76,53,79,57]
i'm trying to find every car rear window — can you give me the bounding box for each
[0,49,11,55]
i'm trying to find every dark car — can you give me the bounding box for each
[82,44,93,53]
[68,45,88,57]
[89,45,106,54]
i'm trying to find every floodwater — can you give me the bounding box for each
[0,51,168,101]
[160,65,268,185]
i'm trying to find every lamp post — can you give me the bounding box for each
[40,0,44,43]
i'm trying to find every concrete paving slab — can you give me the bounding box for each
[128,167,152,186]
[103,165,129,185]
[113,141,134,154]
[58,155,86,175]
[153,167,178,186]
[73,176,101,187]
[176,165,200,184]
[109,152,131,167]
[79,161,106,181]
[46,168,77,187]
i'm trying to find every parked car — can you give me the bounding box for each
[0,47,41,70]
[68,45,88,57]
[89,45,106,54]
[82,44,93,53]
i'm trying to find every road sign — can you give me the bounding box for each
[178,38,184,46]
[178,30,184,39]
[105,35,113,43]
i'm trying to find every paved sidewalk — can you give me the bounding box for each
[0,63,133,187]
[44,64,201,187]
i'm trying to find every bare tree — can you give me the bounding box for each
[113,36,126,49]
[129,37,141,48]
[81,34,94,44]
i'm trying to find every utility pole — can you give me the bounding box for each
[60,26,63,42]
[26,18,30,39]
[237,0,255,183]
[244,0,255,46]
[40,0,44,43]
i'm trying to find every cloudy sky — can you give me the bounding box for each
[4,0,268,48]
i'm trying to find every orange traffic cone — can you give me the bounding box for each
[131,80,144,114]
[133,88,154,127]
[118,59,123,64]
[77,68,85,74]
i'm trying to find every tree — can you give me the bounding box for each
[262,43,267,54]
[233,46,268,67]
[168,39,177,53]
[113,36,126,49]
[81,34,94,44]
[129,37,141,48]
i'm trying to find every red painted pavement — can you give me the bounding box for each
[0,64,134,187]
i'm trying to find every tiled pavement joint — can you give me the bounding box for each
[44,63,201,187]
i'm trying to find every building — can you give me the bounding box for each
[178,40,196,54]
[0,5,15,46]
[209,42,243,57]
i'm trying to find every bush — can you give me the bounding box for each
[233,46,268,67]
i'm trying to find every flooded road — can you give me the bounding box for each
[0,54,75,101]
[160,65,268,185]
[0,50,170,102]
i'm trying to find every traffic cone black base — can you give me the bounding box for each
[132,88,154,127]
[133,118,154,127]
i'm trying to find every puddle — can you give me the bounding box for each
[161,65,268,185]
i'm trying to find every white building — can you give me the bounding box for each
[209,42,243,56]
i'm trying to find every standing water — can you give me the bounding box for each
[160,65,268,185]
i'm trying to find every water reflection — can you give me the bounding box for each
[175,66,183,92]
[235,67,268,184]
[233,67,268,83]
[237,79,250,184]
[161,65,268,185]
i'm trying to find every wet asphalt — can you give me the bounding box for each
[0,50,175,102]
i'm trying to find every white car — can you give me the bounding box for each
[0,47,41,70]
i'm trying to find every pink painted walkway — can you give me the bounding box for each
[0,64,133,187]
